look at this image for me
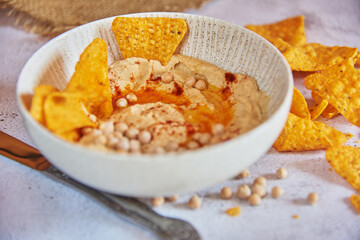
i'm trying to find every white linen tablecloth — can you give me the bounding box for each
[1,0,359,239]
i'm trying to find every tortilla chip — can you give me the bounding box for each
[225,206,241,217]
[311,92,339,119]
[305,60,360,127]
[350,195,360,214]
[273,113,332,152]
[44,92,96,134]
[274,39,358,71]
[30,85,58,125]
[309,99,328,120]
[112,17,187,66]
[245,15,306,46]
[290,87,310,119]
[313,121,347,146]
[326,146,360,193]
[66,38,113,119]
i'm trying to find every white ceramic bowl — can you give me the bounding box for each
[17,13,293,197]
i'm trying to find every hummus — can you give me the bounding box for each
[79,54,268,153]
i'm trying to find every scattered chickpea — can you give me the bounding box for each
[220,187,233,199]
[161,72,174,83]
[184,76,196,87]
[307,192,319,205]
[188,194,201,209]
[271,186,284,198]
[276,167,288,179]
[81,127,93,135]
[126,93,138,103]
[167,194,179,202]
[237,184,251,200]
[116,98,128,108]
[212,123,225,135]
[139,130,152,144]
[194,79,207,90]
[152,197,165,207]
[115,122,128,134]
[236,169,250,179]
[126,126,139,139]
[187,140,200,150]
[251,184,266,198]
[254,176,267,187]
[153,146,165,154]
[248,193,261,206]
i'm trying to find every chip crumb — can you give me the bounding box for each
[225,206,241,217]
[328,168,333,172]
[292,214,299,219]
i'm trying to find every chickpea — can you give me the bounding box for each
[188,194,201,209]
[276,167,288,179]
[198,133,211,145]
[100,120,114,135]
[165,141,179,152]
[248,193,261,206]
[307,192,319,205]
[126,126,139,139]
[116,137,130,151]
[220,187,233,199]
[152,197,165,207]
[254,176,267,186]
[251,183,266,198]
[236,169,250,179]
[187,140,200,150]
[115,122,128,134]
[129,139,141,152]
[167,194,179,202]
[212,123,225,135]
[184,76,196,87]
[161,72,174,83]
[271,186,284,198]
[194,79,207,90]
[139,130,152,144]
[126,93,137,103]
[116,98,128,108]
[237,184,251,200]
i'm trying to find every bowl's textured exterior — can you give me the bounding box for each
[17,13,293,197]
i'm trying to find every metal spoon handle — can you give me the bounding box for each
[0,131,200,240]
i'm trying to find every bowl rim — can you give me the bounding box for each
[16,12,294,163]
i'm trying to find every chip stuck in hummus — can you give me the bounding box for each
[29,17,269,154]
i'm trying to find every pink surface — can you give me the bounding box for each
[1,0,359,239]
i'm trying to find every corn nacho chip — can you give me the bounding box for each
[309,99,328,120]
[245,15,306,46]
[66,38,113,119]
[311,92,339,119]
[326,146,360,193]
[112,17,187,66]
[290,87,310,119]
[44,92,96,135]
[30,85,58,125]
[354,52,360,66]
[273,113,332,152]
[273,40,358,71]
[305,60,360,127]
[350,195,360,214]
[313,121,347,146]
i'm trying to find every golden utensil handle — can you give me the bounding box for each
[0,131,50,170]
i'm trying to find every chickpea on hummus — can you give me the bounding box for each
[78,54,268,154]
